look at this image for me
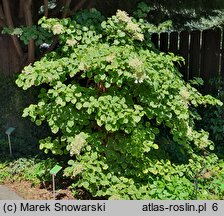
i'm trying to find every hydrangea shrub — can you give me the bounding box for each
[16,9,223,199]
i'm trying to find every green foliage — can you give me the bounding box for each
[2,26,53,46]
[133,2,172,32]
[0,162,10,183]
[0,74,49,141]
[133,2,151,19]
[7,158,37,183]
[33,158,58,184]
[16,9,223,199]
[194,159,224,199]
[133,1,224,30]
[185,9,224,30]
[197,76,224,158]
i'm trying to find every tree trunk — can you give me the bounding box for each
[0,1,23,75]
[44,0,49,17]
[2,0,23,58]
[0,0,141,76]
[23,0,35,64]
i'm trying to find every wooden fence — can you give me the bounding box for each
[1,28,224,92]
[151,28,224,92]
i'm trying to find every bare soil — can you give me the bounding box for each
[4,180,75,200]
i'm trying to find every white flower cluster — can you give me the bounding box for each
[116,10,131,23]
[128,57,147,84]
[133,33,144,41]
[78,62,86,71]
[134,79,143,84]
[116,10,144,42]
[126,22,141,32]
[52,24,64,35]
[128,57,143,68]
[180,87,190,104]
[72,164,84,177]
[187,126,193,136]
[69,133,87,156]
[106,53,116,63]
[66,38,77,46]
[134,71,148,84]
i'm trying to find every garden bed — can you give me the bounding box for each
[4,180,75,200]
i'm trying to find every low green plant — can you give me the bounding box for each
[0,156,60,186]
[194,159,224,199]
[0,158,36,183]
[0,162,10,183]
[15,8,223,199]
[34,158,59,186]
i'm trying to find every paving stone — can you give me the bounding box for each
[0,185,23,200]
